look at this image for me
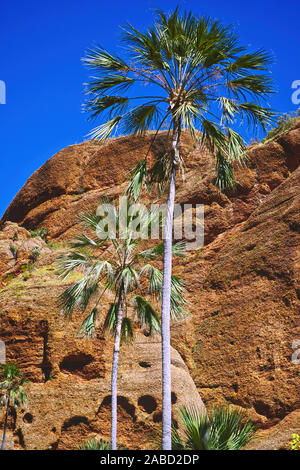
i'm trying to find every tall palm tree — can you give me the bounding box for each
[82,8,275,448]
[58,200,186,450]
[172,406,256,450]
[0,363,27,450]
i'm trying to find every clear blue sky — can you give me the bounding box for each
[0,0,299,217]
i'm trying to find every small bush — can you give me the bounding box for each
[29,228,49,240]
[31,247,40,262]
[21,263,35,281]
[78,436,128,450]
[290,434,300,450]
[21,263,34,273]
[263,109,300,142]
[23,272,30,281]
[10,245,18,259]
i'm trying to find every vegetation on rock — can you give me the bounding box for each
[289,434,300,451]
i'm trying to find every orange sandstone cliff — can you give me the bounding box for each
[0,124,299,449]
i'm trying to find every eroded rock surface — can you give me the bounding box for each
[0,123,300,449]
[0,224,205,449]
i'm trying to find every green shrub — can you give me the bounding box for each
[78,436,127,450]
[21,263,34,273]
[172,406,256,450]
[10,245,18,259]
[31,247,40,262]
[29,228,49,240]
[23,272,30,281]
[263,110,300,142]
[72,188,86,196]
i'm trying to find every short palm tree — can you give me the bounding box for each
[172,406,256,450]
[82,7,275,448]
[0,363,27,450]
[78,436,128,450]
[58,200,186,450]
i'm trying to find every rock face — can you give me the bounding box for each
[174,165,300,430]
[0,122,300,450]
[244,410,300,450]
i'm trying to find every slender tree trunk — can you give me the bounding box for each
[161,119,181,450]
[1,393,10,451]
[111,288,124,450]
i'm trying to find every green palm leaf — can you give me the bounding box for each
[78,307,98,338]
[103,303,117,333]
[126,159,148,201]
[121,317,134,343]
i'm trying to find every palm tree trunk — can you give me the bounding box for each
[161,119,181,450]
[1,393,10,451]
[111,288,124,450]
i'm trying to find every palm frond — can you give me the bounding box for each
[86,75,135,96]
[78,436,128,450]
[140,264,163,294]
[122,23,170,72]
[103,303,117,334]
[119,266,140,293]
[70,234,98,249]
[132,295,161,334]
[209,407,256,450]
[173,405,256,450]
[177,405,210,450]
[225,128,245,163]
[227,74,274,100]
[83,47,130,73]
[126,159,148,201]
[226,49,273,72]
[238,102,277,131]
[171,425,186,450]
[121,104,161,135]
[78,436,112,450]
[80,210,103,230]
[215,151,235,190]
[147,151,171,194]
[59,272,99,316]
[141,265,187,320]
[84,96,129,121]
[139,240,186,260]
[78,307,98,338]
